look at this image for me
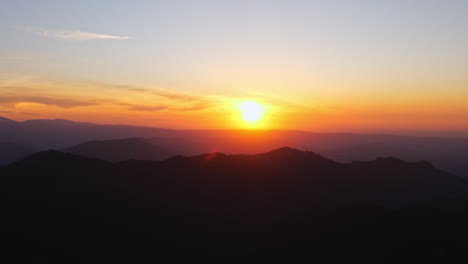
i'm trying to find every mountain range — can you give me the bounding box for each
[2,147,468,259]
[1,116,468,178]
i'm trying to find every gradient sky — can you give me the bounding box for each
[1,0,467,134]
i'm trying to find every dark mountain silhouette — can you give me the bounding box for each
[63,138,172,162]
[66,134,468,178]
[2,148,468,260]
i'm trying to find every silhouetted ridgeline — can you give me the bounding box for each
[1,117,468,177]
[2,148,468,260]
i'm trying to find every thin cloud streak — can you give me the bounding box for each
[25,27,130,40]
[19,112,41,116]
[127,87,200,101]
[0,96,97,108]
[0,82,217,113]
[87,83,201,102]
[128,106,168,112]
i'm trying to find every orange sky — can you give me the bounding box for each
[1,1,468,134]
[1,77,468,134]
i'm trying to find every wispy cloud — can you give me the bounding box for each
[127,87,200,101]
[175,105,210,112]
[0,95,97,108]
[128,105,168,112]
[87,83,201,102]
[25,27,130,40]
[173,101,218,112]
[0,80,236,115]
[18,112,41,116]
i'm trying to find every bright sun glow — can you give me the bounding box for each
[240,101,263,122]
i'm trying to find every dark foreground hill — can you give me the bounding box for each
[2,148,468,260]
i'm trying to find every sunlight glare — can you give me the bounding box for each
[240,101,263,122]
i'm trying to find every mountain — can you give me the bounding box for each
[0,143,36,166]
[1,116,468,177]
[64,138,172,162]
[2,148,468,259]
[0,116,15,123]
[0,117,174,149]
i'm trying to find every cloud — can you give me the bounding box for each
[127,87,200,101]
[175,106,209,111]
[25,27,129,40]
[127,105,168,112]
[127,103,214,112]
[0,80,222,114]
[104,83,221,112]
[88,83,201,102]
[19,112,41,116]
[173,101,218,112]
[0,96,97,108]
[125,99,216,112]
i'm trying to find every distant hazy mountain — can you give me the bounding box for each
[0,143,36,166]
[0,117,174,149]
[64,138,172,162]
[2,147,468,259]
[0,116,16,123]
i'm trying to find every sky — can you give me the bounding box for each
[1,0,467,134]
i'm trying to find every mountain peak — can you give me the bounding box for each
[265,146,304,155]
[200,152,226,161]
[256,147,334,165]
[277,146,300,151]
[261,147,325,159]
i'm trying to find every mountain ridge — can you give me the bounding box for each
[1,116,468,177]
[2,146,468,258]
[4,146,463,207]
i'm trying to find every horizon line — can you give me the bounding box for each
[1,115,468,139]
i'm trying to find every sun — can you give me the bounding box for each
[240,101,263,122]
